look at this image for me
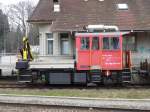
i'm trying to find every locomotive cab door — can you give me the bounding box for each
[101,34,123,70]
[90,36,101,69]
[76,34,101,70]
[76,36,91,70]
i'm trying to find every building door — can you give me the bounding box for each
[61,40,69,55]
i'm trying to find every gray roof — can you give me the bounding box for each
[28,0,150,31]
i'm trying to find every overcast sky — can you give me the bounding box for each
[0,0,39,6]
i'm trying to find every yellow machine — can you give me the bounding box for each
[16,37,34,82]
[20,37,33,61]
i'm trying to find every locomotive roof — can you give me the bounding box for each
[75,32,129,37]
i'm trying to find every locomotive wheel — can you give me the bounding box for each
[103,76,113,85]
[103,72,122,86]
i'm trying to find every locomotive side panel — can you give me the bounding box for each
[101,51,122,70]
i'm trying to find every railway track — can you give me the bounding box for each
[0,76,150,89]
[0,83,29,88]
[0,81,150,89]
[0,82,48,88]
[0,92,149,111]
[0,102,148,112]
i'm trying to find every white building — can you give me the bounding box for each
[28,0,150,68]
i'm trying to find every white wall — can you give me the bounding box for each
[0,55,17,65]
[38,24,74,56]
[38,24,54,56]
[0,55,17,76]
[53,33,60,55]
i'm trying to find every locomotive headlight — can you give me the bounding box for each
[105,70,111,77]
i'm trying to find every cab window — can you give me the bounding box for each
[103,37,110,49]
[81,37,89,50]
[92,37,99,50]
[103,37,120,50]
[111,37,120,49]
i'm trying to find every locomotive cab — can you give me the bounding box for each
[76,32,123,71]
[75,25,131,84]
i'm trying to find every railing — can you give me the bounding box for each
[0,53,17,76]
[32,54,74,62]
[0,53,17,67]
[131,52,150,67]
[123,51,132,69]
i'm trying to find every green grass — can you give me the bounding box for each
[0,88,150,99]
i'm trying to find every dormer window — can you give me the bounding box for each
[54,4,60,12]
[53,0,60,12]
[117,3,128,10]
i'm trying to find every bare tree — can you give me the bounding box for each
[0,9,9,53]
[6,1,34,36]
[3,1,39,53]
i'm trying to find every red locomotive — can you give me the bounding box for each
[75,31,131,84]
[76,32,123,71]
[16,25,133,85]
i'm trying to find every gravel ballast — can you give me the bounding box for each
[0,94,149,111]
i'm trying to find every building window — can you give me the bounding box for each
[46,33,53,55]
[103,37,120,50]
[81,37,89,50]
[92,37,99,50]
[60,33,69,55]
[117,3,128,10]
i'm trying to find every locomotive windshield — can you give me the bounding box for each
[103,37,120,50]
[92,37,99,50]
[81,37,90,50]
